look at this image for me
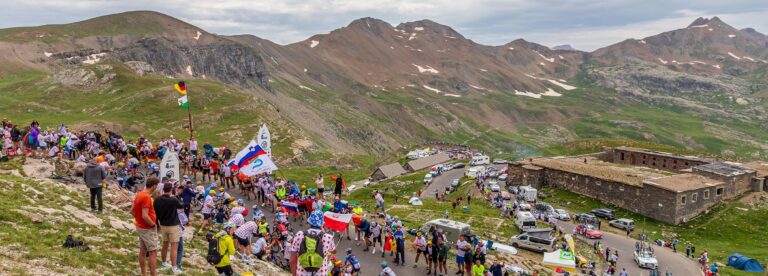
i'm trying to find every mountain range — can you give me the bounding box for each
[1,11,767,162]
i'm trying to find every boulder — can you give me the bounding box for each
[124,61,155,76]
[52,68,98,88]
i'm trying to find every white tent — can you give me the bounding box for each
[542,249,576,273]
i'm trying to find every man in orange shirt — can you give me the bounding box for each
[133,177,159,276]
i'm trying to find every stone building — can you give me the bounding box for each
[370,163,407,181]
[509,147,762,224]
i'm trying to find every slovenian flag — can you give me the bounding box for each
[323,212,352,232]
[228,140,266,170]
[175,81,187,95]
[281,200,300,216]
[177,95,189,109]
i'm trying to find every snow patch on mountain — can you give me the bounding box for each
[44,52,52,57]
[743,56,755,62]
[558,55,564,60]
[541,88,562,97]
[727,34,736,38]
[689,24,708,28]
[299,85,315,92]
[310,40,319,48]
[444,93,462,97]
[479,69,488,72]
[547,79,577,90]
[185,65,193,75]
[508,47,514,50]
[414,27,424,31]
[413,64,439,74]
[514,90,541,98]
[727,52,741,60]
[533,50,555,62]
[712,64,721,69]
[194,31,202,40]
[469,85,487,91]
[423,84,441,93]
[408,33,417,40]
[81,53,106,64]
[658,58,668,64]
[639,40,646,44]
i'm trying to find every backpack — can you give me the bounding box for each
[206,232,224,265]
[298,230,325,272]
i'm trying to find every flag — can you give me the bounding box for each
[177,95,189,109]
[239,153,278,176]
[281,200,299,216]
[323,211,352,232]
[257,124,271,154]
[174,81,187,95]
[228,140,266,171]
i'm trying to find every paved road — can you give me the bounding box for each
[427,166,701,276]
[556,221,701,276]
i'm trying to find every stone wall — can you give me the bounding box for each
[538,169,680,224]
[690,168,755,199]
[671,184,723,224]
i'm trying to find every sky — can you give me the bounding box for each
[0,0,766,51]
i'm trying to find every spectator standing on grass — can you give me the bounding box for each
[132,177,159,276]
[154,184,184,274]
[84,157,107,213]
[329,173,345,197]
[315,174,325,198]
[672,238,678,252]
[175,188,188,272]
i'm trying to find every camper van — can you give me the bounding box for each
[419,219,472,245]
[465,166,486,180]
[470,155,490,166]
[515,211,537,231]
[520,186,538,202]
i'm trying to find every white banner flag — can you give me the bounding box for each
[257,124,271,154]
[240,153,278,176]
[160,150,180,182]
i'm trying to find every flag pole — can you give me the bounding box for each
[186,82,194,140]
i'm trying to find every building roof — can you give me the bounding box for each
[694,161,756,177]
[528,156,669,186]
[613,146,711,163]
[375,163,407,179]
[643,173,723,192]
[522,164,543,170]
[742,162,768,177]
[406,152,451,171]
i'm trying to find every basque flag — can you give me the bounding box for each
[228,140,266,170]
[323,211,353,232]
[174,81,187,95]
[281,200,300,216]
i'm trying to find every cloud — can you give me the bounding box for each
[0,0,766,50]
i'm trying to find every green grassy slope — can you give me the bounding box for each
[0,64,299,158]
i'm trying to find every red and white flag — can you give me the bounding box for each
[323,212,353,233]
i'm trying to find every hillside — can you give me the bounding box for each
[0,158,289,275]
[1,12,768,161]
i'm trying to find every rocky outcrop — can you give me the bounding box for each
[52,68,99,88]
[123,61,155,76]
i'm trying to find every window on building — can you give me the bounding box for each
[672,165,677,170]
[662,164,666,168]
[703,190,710,199]
[643,155,647,159]
[681,195,687,205]
[642,161,646,164]
[674,160,678,164]
[652,162,656,166]
[620,152,625,161]
[692,193,698,203]
[653,157,656,160]
[716,187,724,196]
[685,162,689,166]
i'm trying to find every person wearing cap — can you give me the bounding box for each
[330,259,343,276]
[228,209,246,227]
[234,216,260,258]
[380,261,396,276]
[436,237,449,276]
[394,225,405,266]
[198,189,216,233]
[231,199,245,216]
[212,223,237,276]
[369,221,383,255]
[290,210,336,276]
[179,180,196,218]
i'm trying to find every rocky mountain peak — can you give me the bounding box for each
[345,17,392,33]
[395,19,464,39]
[687,16,727,28]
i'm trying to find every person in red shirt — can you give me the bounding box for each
[208,159,219,181]
[133,177,159,276]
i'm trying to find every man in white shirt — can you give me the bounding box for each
[251,235,269,259]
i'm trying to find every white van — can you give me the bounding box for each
[470,155,490,166]
[465,166,486,179]
[424,174,433,184]
[520,186,538,202]
[515,211,537,231]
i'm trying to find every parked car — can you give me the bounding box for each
[518,202,532,211]
[498,174,509,183]
[609,218,635,231]
[591,208,615,220]
[575,224,604,239]
[490,182,501,193]
[573,213,598,224]
[554,209,570,221]
[488,170,499,178]
[423,174,433,184]
[450,179,460,190]
[452,163,466,169]
[508,185,519,194]
[493,158,508,164]
[634,250,658,269]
